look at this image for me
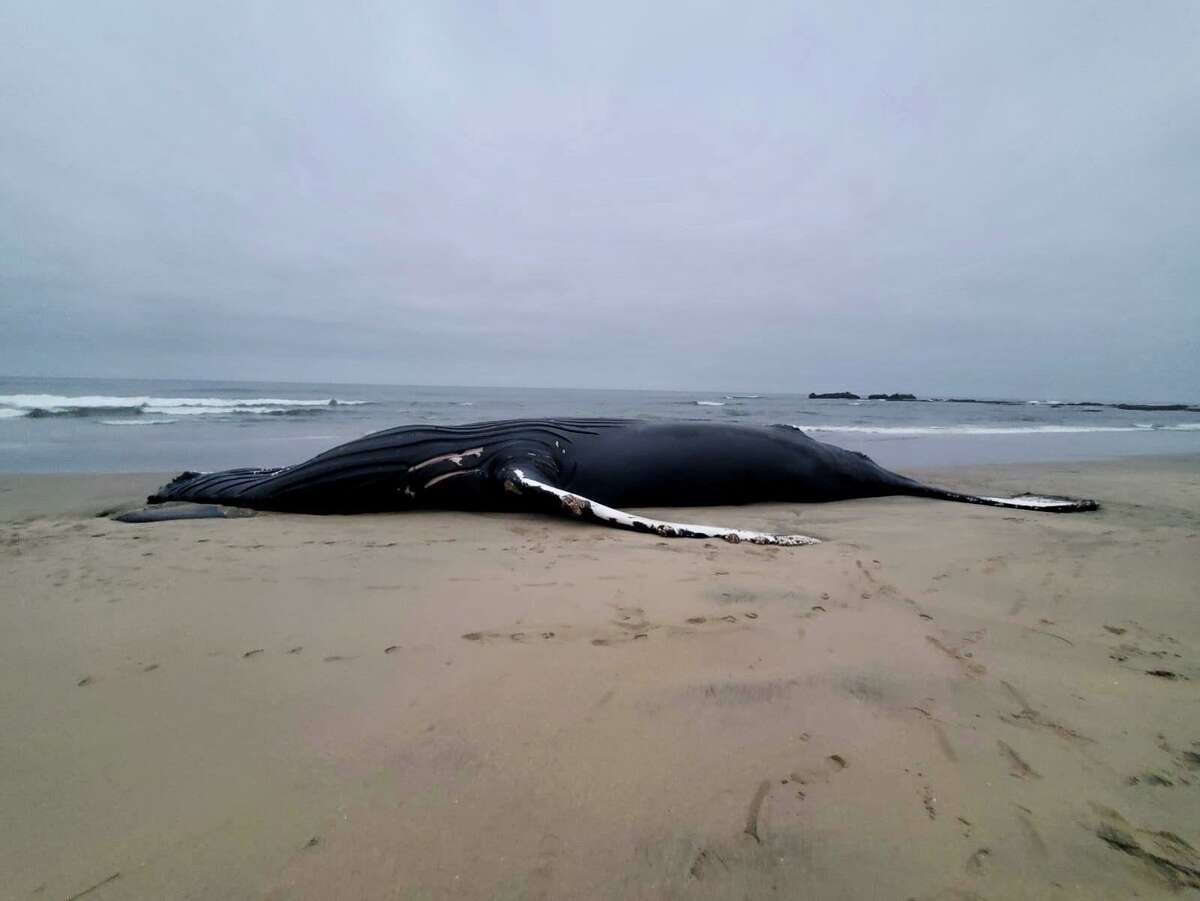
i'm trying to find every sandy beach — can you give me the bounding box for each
[2,455,1198,900]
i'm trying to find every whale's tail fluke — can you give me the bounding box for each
[912,486,1098,513]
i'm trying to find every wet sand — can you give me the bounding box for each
[1,457,1198,900]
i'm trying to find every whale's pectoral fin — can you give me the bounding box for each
[921,488,1099,513]
[499,467,820,546]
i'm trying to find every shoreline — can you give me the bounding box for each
[2,455,1198,898]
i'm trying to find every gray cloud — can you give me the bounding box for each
[2,1,1197,398]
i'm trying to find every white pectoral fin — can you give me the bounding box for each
[930,488,1099,512]
[503,468,820,546]
[974,493,1098,512]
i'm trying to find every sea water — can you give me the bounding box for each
[1,375,1198,473]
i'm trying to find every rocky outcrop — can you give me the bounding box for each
[1113,403,1200,412]
[940,398,1024,405]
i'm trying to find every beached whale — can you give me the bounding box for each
[122,419,1099,545]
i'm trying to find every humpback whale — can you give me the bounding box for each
[124,419,1099,545]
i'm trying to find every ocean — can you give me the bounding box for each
[1,375,1198,474]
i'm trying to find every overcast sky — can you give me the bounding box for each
[2,1,1197,398]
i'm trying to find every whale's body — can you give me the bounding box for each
[134,419,1098,544]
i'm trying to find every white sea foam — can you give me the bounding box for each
[143,405,239,416]
[0,394,367,417]
[142,406,300,416]
[695,400,725,406]
[99,419,178,426]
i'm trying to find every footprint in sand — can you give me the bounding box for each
[965,847,991,874]
[999,680,1092,743]
[684,612,760,630]
[1130,772,1175,787]
[592,632,649,646]
[462,630,559,644]
[997,739,1041,779]
[466,611,750,648]
[919,783,937,820]
[925,635,986,676]
[1090,803,1200,890]
[784,752,850,800]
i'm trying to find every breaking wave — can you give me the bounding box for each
[0,394,368,420]
[98,419,178,426]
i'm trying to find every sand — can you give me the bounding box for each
[1,457,1198,900]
